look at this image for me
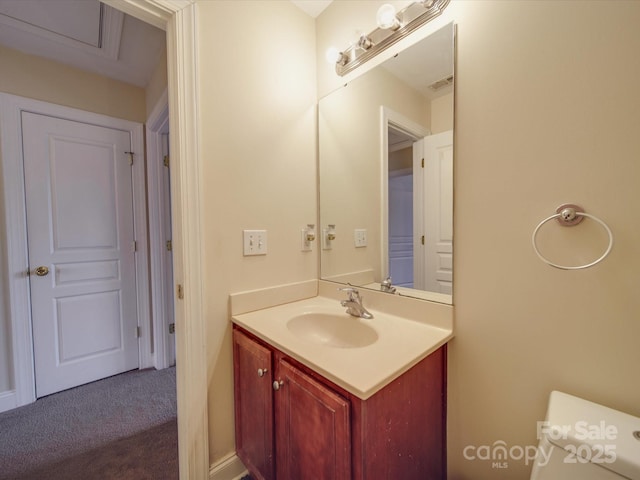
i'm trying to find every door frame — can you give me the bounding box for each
[0,93,152,404]
[101,1,209,478]
[146,88,175,370]
[380,106,429,287]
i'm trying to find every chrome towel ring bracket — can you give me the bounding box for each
[532,203,614,270]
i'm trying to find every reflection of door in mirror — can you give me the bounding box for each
[384,120,453,295]
[423,131,453,294]
[387,125,419,289]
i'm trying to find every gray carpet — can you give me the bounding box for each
[0,367,178,480]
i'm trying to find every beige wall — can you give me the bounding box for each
[319,1,640,479]
[389,147,413,172]
[195,0,317,462]
[145,44,167,119]
[431,91,453,134]
[0,44,146,122]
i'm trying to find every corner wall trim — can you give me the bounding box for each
[209,454,248,480]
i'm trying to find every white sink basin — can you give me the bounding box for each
[287,312,378,348]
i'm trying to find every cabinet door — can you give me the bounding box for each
[233,329,274,480]
[275,359,351,480]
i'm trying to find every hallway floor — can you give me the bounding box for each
[0,367,177,480]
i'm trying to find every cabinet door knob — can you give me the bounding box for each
[273,380,283,391]
[257,368,268,377]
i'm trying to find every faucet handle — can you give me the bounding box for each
[338,286,359,301]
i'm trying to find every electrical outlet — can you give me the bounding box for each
[354,229,367,247]
[243,230,267,255]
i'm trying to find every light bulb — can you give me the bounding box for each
[325,46,342,64]
[376,4,399,30]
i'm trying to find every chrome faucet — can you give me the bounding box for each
[380,276,396,294]
[339,287,373,319]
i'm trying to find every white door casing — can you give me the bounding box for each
[22,112,140,397]
[423,130,453,293]
[161,132,176,366]
[102,1,210,477]
[146,89,175,370]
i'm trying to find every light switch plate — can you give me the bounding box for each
[354,228,367,247]
[243,230,267,255]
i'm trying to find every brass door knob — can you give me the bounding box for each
[34,266,49,277]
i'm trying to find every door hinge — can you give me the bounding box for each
[177,284,184,300]
[421,158,424,168]
[166,240,172,251]
[421,235,425,245]
[136,326,141,338]
[125,151,135,165]
[169,323,175,334]
[163,155,170,167]
[133,241,137,252]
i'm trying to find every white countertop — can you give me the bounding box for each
[232,295,453,400]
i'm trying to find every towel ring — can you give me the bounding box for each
[532,204,613,270]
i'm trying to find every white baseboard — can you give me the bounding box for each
[209,453,248,480]
[0,390,17,413]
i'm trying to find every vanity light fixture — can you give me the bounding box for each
[330,0,450,76]
[376,4,401,30]
[325,46,344,65]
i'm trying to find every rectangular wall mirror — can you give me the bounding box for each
[319,22,455,304]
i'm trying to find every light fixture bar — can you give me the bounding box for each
[335,0,450,76]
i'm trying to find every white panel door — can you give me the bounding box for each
[22,112,139,397]
[423,130,453,294]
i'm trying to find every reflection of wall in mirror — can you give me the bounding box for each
[431,92,453,133]
[320,66,430,285]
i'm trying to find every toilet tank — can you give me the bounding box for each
[530,391,640,480]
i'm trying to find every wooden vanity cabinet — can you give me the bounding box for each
[275,357,352,480]
[233,328,275,480]
[233,326,446,480]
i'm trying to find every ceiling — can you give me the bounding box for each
[291,0,333,18]
[380,21,454,99]
[0,0,166,88]
[0,0,330,88]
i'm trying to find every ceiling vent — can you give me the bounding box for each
[428,75,454,91]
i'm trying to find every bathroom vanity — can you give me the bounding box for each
[231,291,452,480]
